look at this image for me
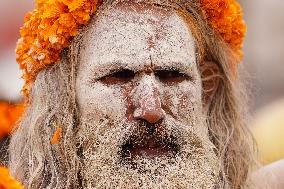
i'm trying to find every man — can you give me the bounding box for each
[10,0,256,188]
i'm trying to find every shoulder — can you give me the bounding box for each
[251,159,284,189]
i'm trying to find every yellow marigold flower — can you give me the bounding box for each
[0,166,23,189]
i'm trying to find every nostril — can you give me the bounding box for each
[143,110,163,124]
[134,108,164,124]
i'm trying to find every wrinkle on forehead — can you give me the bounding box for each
[77,2,197,80]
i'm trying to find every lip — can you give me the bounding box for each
[128,146,174,158]
[121,137,178,159]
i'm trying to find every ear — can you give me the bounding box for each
[200,61,221,112]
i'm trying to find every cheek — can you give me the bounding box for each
[76,82,126,122]
[161,82,202,120]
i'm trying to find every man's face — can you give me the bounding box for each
[76,2,218,188]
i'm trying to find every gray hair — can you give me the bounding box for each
[9,0,257,188]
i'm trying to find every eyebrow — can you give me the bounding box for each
[90,59,196,79]
[152,61,195,73]
[90,61,130,79]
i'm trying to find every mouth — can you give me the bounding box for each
[121,135,179,159]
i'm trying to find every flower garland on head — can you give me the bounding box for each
[0,102,25,139]
[200,0,246,57]
[0,166,23,189]
[15,0,246,99]
[16,0,102,98]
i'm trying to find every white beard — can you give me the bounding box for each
[76,114,219,189]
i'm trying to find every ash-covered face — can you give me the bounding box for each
[76,2,219,188]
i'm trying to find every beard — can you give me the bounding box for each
[76,113,219,189]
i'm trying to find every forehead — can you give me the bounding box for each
[78,3,197,76]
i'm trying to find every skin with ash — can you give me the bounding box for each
[9,1,256,189]
[76,2,218,188]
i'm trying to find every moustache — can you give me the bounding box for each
[119,116,205,161]
[77,114,208,162]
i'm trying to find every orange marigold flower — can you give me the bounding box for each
[200,0,246,57]
[16,0,101,100]
[60,0,87,11]
[0,166,23,189]
[51,127,62,145]
[0,102,25,139]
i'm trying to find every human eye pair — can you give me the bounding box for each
[99,68,190,85]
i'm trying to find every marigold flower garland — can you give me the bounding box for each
[16,0,101,98]
[15,0,246,98]
[200,0,246,57]
[0,102,25,139]
[0,166,23,189]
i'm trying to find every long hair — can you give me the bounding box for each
[9,0,257,188]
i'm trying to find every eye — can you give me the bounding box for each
[100,69,135,84]
[155,70,189,83]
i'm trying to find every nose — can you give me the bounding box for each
[132,75,165,124]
